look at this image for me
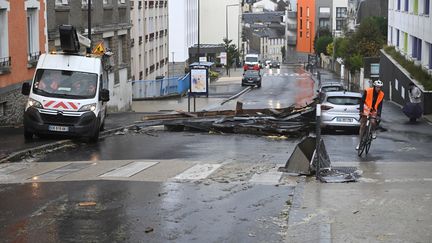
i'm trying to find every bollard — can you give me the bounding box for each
[315,104,321,180]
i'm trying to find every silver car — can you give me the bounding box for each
[321,91,362,130]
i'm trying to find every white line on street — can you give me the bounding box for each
[100,161,159,178]
[174,164,221,181]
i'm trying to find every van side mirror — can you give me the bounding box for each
[22,83,31,95]
[100,89,110,102]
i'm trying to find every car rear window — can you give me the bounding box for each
[322,86,343,92]
[327,96,361,105]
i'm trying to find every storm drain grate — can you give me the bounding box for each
[318,167,361,183]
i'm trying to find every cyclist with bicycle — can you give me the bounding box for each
[356,80,385,150]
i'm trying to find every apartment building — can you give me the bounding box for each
[297,0,315,53]
[130,0,168,81]
[168,0,198,77]
[48,0,132,112]
[382,0,432,113]
[0,0,47,125]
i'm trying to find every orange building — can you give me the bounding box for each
[0,0,47,125]
[297,0,315,53]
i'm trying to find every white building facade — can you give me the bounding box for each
[200,0,242,49]
[168,0,198,77]
[332,0,348,36]
[130,0,169,81]
[388,0,432,71]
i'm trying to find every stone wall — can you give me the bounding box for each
[0,83,28,126]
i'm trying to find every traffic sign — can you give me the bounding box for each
[92,42,105,55]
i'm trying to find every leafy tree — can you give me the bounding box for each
[315,36,333,55]
[222,38,240,75]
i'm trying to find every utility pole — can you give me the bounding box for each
[197,0,200,63]
[87,0,92,54]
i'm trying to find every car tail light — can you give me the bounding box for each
[321,105,334,110]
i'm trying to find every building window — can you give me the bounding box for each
[300,7,302,17]
[0,8,9,65]
[396,29,400,47]
[300,19,303,29]
[425,0,430,14]
[429,42,432,69]
[307,7,310,17]
[82,0,93,5]
[118,35,124,64]
[319,18,330,28]
[27,8,39,61]
[405,0,409,11]
[404,32,408,53]
[397,0,401,10]
[336,7,347,18]
[417,38,422,61]
[300,31,303,38]
[118,0,126,4]
[389,26,393,44]
[306,20,310,30]
[412,36,418,58]
[56,0,69,5]
[103,0,112,5]
[336,20,345,30]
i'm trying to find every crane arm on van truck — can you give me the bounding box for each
[21,25,110,142]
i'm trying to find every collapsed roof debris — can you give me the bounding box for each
[142,101,317,137]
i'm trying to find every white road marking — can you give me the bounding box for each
[99,161,158,178]
[36,163,92,180]
[0,164,28,175]
[174,164,222,181]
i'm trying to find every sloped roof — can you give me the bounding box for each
[242,11,285,24]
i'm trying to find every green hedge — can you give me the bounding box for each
[384,46,432,90]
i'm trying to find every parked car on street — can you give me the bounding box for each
[318,81,345,101]
[321,91,362,130]
[269,61,280,69]
[242,70,262,88]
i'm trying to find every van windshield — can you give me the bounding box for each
[245,56,258,63]
[33,69,98,99]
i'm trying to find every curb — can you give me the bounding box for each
[0,124,139,164]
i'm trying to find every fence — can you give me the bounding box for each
[132,73,190,100]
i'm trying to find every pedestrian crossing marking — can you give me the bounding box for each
[35,163,92,180]
[99,161,159,178]
[174,164,222,181]
[262,73,310,77]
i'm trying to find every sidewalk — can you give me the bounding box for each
[285,94,432,242]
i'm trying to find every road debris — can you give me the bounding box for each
[142,102,316,137]
[78,201,97,207]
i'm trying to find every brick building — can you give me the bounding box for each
[0,0,47,125]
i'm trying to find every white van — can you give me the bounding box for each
[21,25,110,142]
[244,54,260,69]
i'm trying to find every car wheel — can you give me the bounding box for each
[257,82,261,88]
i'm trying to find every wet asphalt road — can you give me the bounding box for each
[0,180,293,242]
[2,65,432,242]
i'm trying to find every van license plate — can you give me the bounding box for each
[48,125,69,132]
[337,118,353,123]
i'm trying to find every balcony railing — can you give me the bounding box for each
[0,56,11,68]
[28,51,41,65]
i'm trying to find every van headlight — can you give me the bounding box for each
[27,98,43,109]
[79,103,97,112]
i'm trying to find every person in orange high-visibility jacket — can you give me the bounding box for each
[356,80,384,150]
